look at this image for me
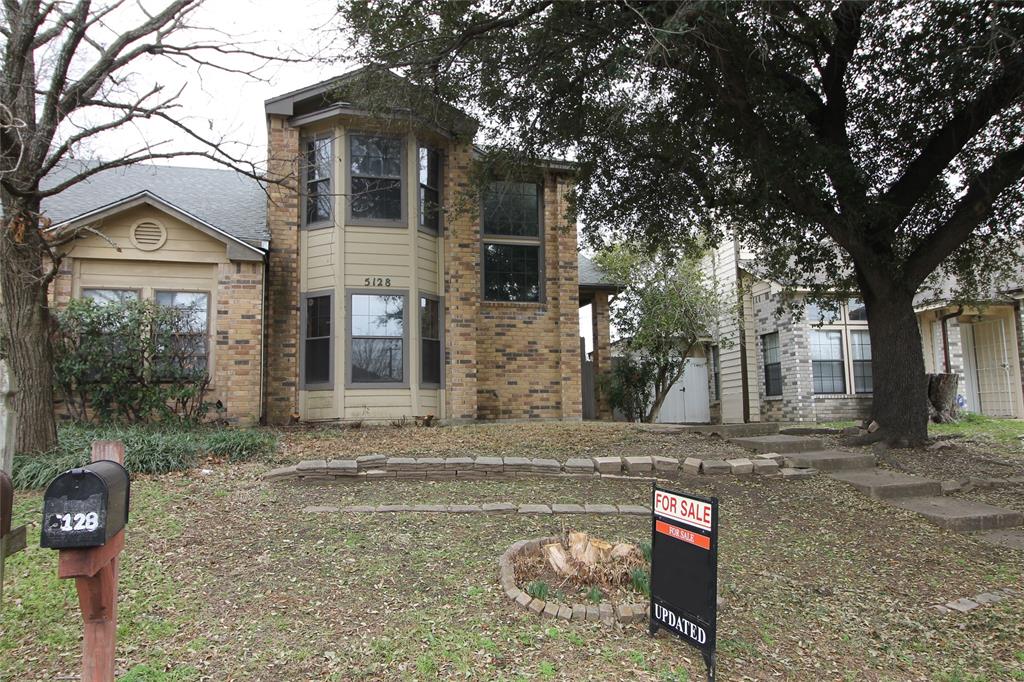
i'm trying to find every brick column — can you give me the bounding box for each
[214,262,263,425]
[264,115,300,424]
[590,291,612,419]
[443,141,479,420]
[552,175,582,420]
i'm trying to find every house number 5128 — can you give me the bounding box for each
[364,277,391,287]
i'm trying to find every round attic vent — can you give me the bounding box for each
[130,219,167,251]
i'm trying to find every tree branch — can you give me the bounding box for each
[903,143,1024,287]
[880,50,1024,230]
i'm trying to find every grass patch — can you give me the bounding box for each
[525,581,550,600]
[11,423,277,489]
[928,412,1024,445]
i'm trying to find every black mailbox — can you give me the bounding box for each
[41,461,130,549]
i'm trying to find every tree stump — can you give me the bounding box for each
[927,373,959,423]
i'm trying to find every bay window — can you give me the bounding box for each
[348,292,406,386]
[349,134,404,225]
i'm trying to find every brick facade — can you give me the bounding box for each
[264,115,301,424]
[590,292,612,419]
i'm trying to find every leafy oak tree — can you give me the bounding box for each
[596,246,723,423]
[1,1,286,455]
[340,1,1024,445]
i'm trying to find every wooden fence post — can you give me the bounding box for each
[0,469,27,604]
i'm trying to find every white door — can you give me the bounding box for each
[971,319,1015,417]
[656,358,710,424]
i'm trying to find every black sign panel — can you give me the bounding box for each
[41,461,130,549]
[649,483,718,681]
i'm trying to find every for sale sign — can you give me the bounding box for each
[649,484,718,681]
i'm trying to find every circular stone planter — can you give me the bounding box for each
[498,536,649,625]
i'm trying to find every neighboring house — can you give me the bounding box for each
[703,238,1024,424]
[38,68,617,425]
[609,338,712,424]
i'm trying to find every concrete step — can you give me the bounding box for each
[972,529,1024,551]
[729,434,824,454]
[889,496,1024,532]
[684,423,780,438]
[829,468,942,498]
[784,450,875,472]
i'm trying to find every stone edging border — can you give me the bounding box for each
[303,503,651,515]
[498,536,648,625]
[265,453,797,483]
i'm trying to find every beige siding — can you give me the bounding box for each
[709,239,746,423]
[68,205,228,263]
[343,390,412,420]
[417,232,440,294]
[301,391,336,421]
[302,228,336,292]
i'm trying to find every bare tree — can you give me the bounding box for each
[0,0,293,454]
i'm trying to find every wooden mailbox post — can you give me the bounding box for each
[0,469,27,604]
[42,440,129,682]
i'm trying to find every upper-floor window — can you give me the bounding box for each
[302,134,333,227]
[762,332,782,397]
[349,134,404,225]
[482,181,542,302]
[418,147,441,234]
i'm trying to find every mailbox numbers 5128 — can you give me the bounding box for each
[55,512,100,532]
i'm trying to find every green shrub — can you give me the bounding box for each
[202,429,277,462]
[598,356,657,422]
[585,586,603,604]
[11,423,277,489]
[639,541,652,564]
[53,298,212,425]
[630,568,650,597]
[526,581,550,599]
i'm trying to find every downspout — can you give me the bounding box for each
[939,306,963,373]
[259,248,269,425]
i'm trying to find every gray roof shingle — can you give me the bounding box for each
[578,254,618,289]
[40,161,268,247]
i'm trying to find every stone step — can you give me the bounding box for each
[889,496,1024,532]
[829,468,942,498]
[972,529,1024,551]
[784,450,875,472]
[682,423,780,438]
[729,434,824,454]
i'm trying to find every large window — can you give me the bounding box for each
[762,332,782,397]
[418,147,441,234]
[810,329,845,394]
[482,181,542,302]
[301,292,332,389]
[349,293,406,385]
[302,134,333,227]
[420,296,442,386]
[155,291,210,376]
[851,330,872,394]
[349,134,403,224]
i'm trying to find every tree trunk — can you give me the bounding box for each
[927,373,959,423]
[863,288,929,446]
[0,207,58,455]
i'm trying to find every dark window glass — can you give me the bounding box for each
[420,297,441,385]
[711,345,720,401]
[418,147,441,233]
[483,181,539,237]
[851,330,872,393]
[810,330,845,393]
[304,136,332,225]
[847,298,868,321]
[350,135,402,221]
[350,294,404,383]
[304,294,331,386]
[762,332,782,396]
[484,243,540,302]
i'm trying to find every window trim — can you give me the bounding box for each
[419,293,444,389]
[345,131,407,229]
[480,179,545,304]
[417,145,443,236]
[153,288,213,377]
[761,332,782,397]
[300,132,335,230]
[345,288,410,389]
[299,289,335,391]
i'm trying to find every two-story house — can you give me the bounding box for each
[40,69,618,425]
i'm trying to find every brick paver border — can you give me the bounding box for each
[303,503,652,516]
[498,536,648,625]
